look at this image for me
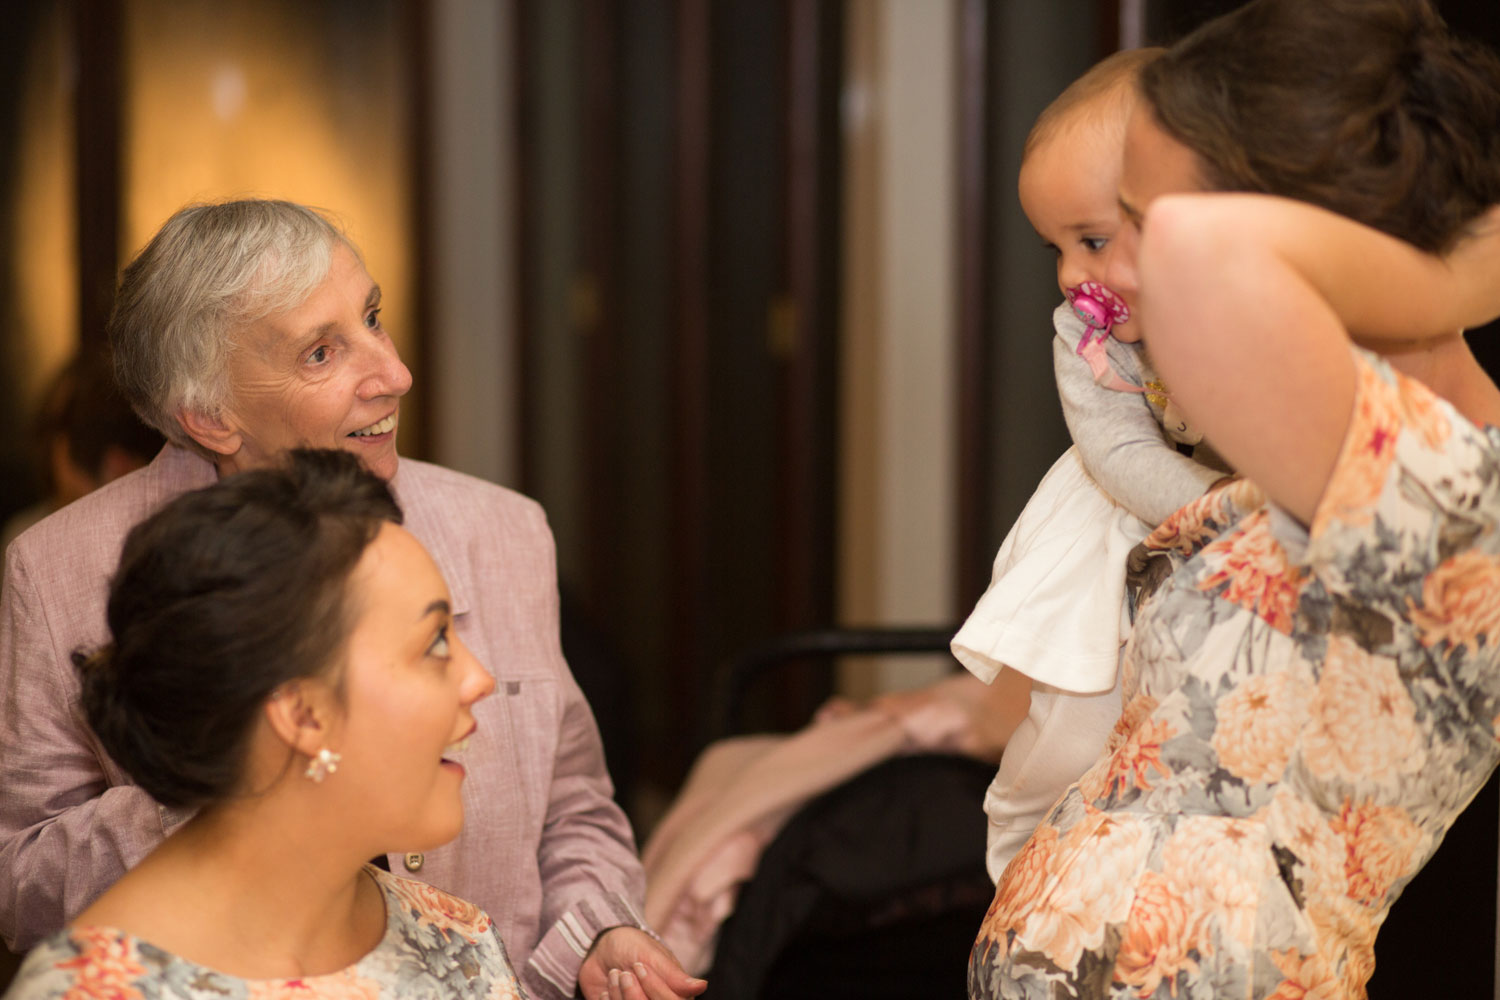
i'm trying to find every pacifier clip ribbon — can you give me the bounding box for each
[1068,281,1145,395]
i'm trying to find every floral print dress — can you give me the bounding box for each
[4,867,525,1000]
[970,352,1500,1000]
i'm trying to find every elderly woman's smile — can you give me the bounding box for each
[212,244,413,481]
[350,413,398,437]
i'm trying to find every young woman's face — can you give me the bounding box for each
[327,523,494,853]
[1105,103,1209,314]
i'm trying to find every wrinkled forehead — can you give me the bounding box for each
[232,238,360,356]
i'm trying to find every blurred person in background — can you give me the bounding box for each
[0,353,163,566]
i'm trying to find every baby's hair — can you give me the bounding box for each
[1024,47,1165,161]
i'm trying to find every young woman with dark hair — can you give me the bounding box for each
[4,450,512,998]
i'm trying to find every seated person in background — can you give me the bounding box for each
[0,199,699,1000]
[643,669,1028,975]
[0,352,163,565]
[3,449,518,998]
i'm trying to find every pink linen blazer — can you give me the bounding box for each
[0,445,646,1000]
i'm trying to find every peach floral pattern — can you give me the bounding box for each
[1331,798,1426,907]
[976,825,1062,965]
[1078,693,1168,803]
[1266,948,1341,1000]
[1159,817,1270,952]
[53,926,146,1000]
[1012,813,1152,969]
[384,875,492,943]
[1142,479,1257,558]
[1197,510,1306,634]
[1302,635,1425,786]
[8,868,523,1000]
[1113,870,1200,998]
[246,977,382,1000]
[1396,367,1453,451]
[971,353,1500,1000]
[1212,669,1313,785]
[1409,548,1500,656]
[1088,715,1175,803]
[1304,896,1378,998]
[1311,360,1403,537]
[1266,790,1345,896]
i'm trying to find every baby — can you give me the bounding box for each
[952,47,1229,879]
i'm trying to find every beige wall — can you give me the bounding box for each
[425,1,967,697]
[838,0,959,696]
[427,0,516,488]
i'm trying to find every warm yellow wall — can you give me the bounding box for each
[121,0,416,449]
[11,5,77,421]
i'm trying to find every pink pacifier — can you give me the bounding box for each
[1065,281,1141,394]
[1066,280,1131,348]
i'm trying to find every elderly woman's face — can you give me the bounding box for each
[218,244,412,480]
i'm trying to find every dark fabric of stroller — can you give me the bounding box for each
[706,753,994,1000]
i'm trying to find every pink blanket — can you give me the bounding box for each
[642,673,1021,974]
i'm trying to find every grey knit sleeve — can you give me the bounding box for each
[1052,302,1225,526]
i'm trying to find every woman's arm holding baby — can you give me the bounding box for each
[1138,193,1500,524]
[1195,196,1500,341]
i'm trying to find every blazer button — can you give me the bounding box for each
[403,852,424,872]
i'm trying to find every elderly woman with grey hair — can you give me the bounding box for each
[0,200,703,1000]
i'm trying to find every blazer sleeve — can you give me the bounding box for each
[0,544,174,952]
[517,514,651,1000]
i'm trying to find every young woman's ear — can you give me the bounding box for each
[264,680,332,758]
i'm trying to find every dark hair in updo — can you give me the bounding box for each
[1141,0,1500,252]
[74,449,403,808]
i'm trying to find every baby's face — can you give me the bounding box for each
[1019,130,1141,343]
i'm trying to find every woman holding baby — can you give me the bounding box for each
[971,0,1500,997]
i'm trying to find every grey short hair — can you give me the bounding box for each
[109,199,358,451]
